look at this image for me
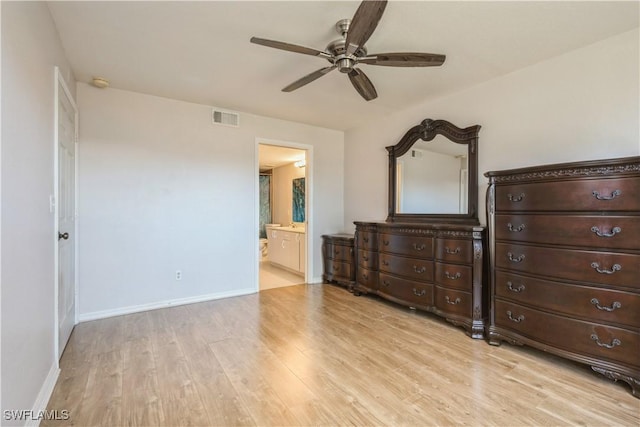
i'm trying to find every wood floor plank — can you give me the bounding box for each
[209,338,304,426]
[174,322,255,426]
[46,284,639,426]
[74,350,123,426]
[122,338,165,426]
[153,337,209,426]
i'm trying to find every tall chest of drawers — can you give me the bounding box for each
[486,156,640,397]
[354,221,487,338]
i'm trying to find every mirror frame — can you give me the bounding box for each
[386,118,481,224]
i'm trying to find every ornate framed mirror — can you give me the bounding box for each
[386,119,480,224]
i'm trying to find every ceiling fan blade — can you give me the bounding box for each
[348,68,377,101]
[282,66,336,92]
[345,0,387,56]
[359,52,446,67]
[250,37,332,59]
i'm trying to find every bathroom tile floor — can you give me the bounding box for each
[259,259,305,290]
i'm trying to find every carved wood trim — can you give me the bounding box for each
[592,366,640,398]
[485,157,640,183]
[386,119,481,158]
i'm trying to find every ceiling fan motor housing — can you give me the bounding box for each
[326,37,367,73]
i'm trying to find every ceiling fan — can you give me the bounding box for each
[250,0,445,101]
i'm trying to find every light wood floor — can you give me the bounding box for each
[45,284,639,426]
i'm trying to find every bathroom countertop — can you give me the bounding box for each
[267,225,305,234]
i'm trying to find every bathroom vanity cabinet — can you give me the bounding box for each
[267,227,306,275]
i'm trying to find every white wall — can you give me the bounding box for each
[272,162,305,226]
[400,151,460,213]
[77,84,344,319]
[1,1,76,424]
[344,28,640,230]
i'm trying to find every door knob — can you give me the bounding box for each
[58,232,69,240]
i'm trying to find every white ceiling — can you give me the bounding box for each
[47,1,639,131]
[259,144,306,170]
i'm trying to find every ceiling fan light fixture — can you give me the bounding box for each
[337,57,355,73]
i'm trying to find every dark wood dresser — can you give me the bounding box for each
[354,222,487,338]
[322,234,355,290]
[486,156,640,397]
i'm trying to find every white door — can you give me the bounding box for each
[56,70,77,359]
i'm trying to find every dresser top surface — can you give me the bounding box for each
[354,221,485,232]
[484,156,640,180]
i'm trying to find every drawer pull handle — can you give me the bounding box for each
[507,223,526,232]
[383,240,390,246]
[590,226,621,238]
[382,280,391,287]
[592,189,621,201]
[445,296,461,305]
[382,260,389,266]
[444,271,461,280]
[445,247,461,254]
[590,334,621,349]
[335,249,341,255]
[362,273,369,280]
[413,288,426,297]
[590,298,622,312]
[413,266,427,274]
[506,311,525,323]
[590,262,621,275]
[362,254,369,261]
[333,265,341,271]
[413,243,426,251]
[507,252,525,263]
[363,237,369,243]
[507,281,525,293]
[507,193,525,202]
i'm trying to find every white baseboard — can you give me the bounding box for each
[78,288,257,322]
[25,363,60,427]
[310,275,323,284]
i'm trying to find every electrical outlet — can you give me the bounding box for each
[175,270,182,281]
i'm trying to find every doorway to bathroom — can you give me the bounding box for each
[258,142,309,291]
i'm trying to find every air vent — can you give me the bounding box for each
[212,108,240,127]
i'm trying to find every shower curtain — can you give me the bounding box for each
[259,174,272,238]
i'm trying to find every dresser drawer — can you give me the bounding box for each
[496,271,640,328]
[357,231,377,251]
[435,262,472,291]
[435,238,473,264]
[379,253,434,282]
[325,260,354,281]
[495,214,640,250]
[434,286,472,317]
[357,267,378,290]
[357,249,378,270]
[495,300,640,368]
[378,273,434,308]
[496,243,640,289]
[495,177,640,212]
[379,233,434,258]
[325,243,353,262]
